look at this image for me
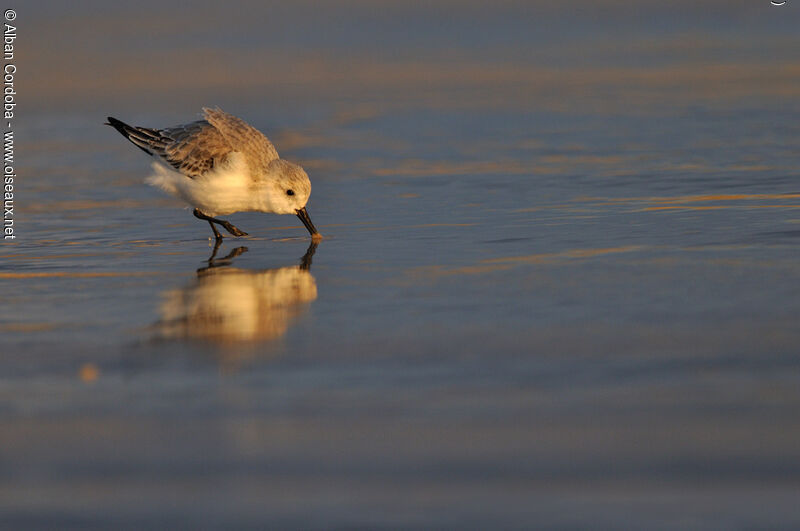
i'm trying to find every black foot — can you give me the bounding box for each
[193,208,248,239]
[220,221,248,237]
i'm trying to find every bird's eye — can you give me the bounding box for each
[286,189,295,196]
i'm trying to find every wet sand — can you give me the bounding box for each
[2,1,800,528]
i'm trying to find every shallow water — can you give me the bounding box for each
[3,1,800,529]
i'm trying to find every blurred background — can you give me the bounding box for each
[3,1,800,528]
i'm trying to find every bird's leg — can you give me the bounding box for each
[218,219,248,238]
[207,220,223,241]
[193,208,248,238]
[193,208,223,240]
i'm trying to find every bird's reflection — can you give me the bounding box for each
[153,242,318,345]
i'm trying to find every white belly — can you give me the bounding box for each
[145,152,257,217]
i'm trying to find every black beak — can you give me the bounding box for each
[295,207,320,238]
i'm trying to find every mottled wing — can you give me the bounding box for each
[159,121,233,178]
[203,107,279,173]
[107,115,233,178]
[107,108,275,179]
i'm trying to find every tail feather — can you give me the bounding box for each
[106,116,167,156]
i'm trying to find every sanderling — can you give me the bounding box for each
[106,107,321,242]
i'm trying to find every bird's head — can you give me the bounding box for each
[265,159,320,238]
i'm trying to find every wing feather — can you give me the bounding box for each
[159,121,231,178]
[107,108,277,179]
[202,107,279,171]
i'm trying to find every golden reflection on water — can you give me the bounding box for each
[153,243,318,346]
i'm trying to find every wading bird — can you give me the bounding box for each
[107,108,321,242]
